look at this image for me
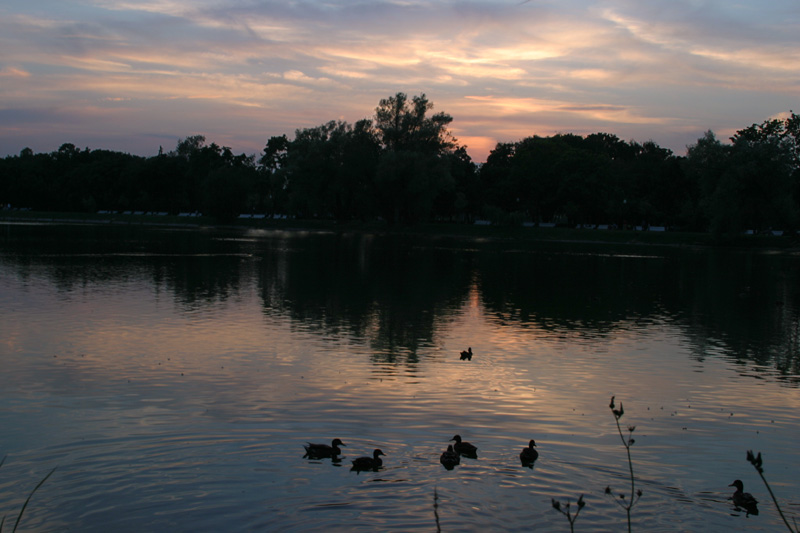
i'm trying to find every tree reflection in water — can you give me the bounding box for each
[1,223,798,384]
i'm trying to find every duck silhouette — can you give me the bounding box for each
[303,438,345,458]
[440,444,460,469]
[520,439,539,466]
[450,434,478,457]
[460,347,473,360]
[729,479,759,515]
[351,449,385,471]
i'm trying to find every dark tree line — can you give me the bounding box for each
[1,94,798,237]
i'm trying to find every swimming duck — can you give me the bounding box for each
[451,434,478,457]
[729,479,759,515]
[460,347,473,360]
[440,445,460,469]
[303,438,345,458]
[520,439,539,465]
[351,449,385,471]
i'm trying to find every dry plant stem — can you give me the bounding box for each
[615,415,636,508]
[607,396,642,533]
[552,495,585,533]
[747,450,796,532]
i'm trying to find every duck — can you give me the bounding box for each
[729,479,759,514]
[303,438,345,458]
[351,449,385,471]
[450,434,478,457]
[459,347,473,360]
[440,445,460,469]
[520,439,539,465]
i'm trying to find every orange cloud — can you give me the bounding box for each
[0,66,31,78]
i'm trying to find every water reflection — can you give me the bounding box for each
[3,222,800,531]
[1,223,798,385]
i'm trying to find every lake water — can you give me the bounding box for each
[1,222,799,532]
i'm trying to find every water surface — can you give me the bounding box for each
[1,223,799,531]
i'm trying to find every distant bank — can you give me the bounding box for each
[1,209,798,250]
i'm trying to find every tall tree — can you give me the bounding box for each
[374,93,456,154]
[372,93,458,224]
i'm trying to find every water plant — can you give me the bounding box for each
[605,396,642,533]
[746,450,798,531]
[0,455,56,533]
[551,494,585,532]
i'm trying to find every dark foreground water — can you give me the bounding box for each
[1,222,799,531]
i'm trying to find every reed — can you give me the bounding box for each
[746,450,797,531]
[0,456,56,533]
[605,396,642,533]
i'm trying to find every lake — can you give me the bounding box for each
[1,222,799,531]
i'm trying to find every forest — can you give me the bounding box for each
[1,93,798,238]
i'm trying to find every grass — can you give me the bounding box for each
[0,456,56,533]
[434,486,441,533]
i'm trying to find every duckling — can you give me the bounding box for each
[304,438,345,458]
[440,445,460,469]
[351,449,385,471]
[450,434,478,457]
[729,479,759,515]
[520,439,539,465]
[460,347,473,360]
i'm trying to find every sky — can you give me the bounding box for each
[0,0,798,163]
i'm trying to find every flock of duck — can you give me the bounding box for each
[303,435,538,472]
[304,436,759,514]
[303,347,761,516]
[302,439,388,472]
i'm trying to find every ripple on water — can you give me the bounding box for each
[3,229,800,531]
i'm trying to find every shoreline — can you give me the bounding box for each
[2,210,798,251]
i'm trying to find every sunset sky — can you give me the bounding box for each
[1,0,797,163]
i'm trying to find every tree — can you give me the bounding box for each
[259,135,290,216]
[335,118,381,221]
[167,135,259,217]
[260,135,289,173]
[175,135,206,159]
[374,93,456,154]
[733,112,800,214]
[276,120,380,221]
[727,135,797,233]
[478,142,517,222]
[686,128,798,238]
[372,93,458,224]
[685,131,732,236]
[201,165,251,222]
[284,121,347,219]
[433,146,477,222]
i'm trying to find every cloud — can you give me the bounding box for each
[0,66,32,78]
[1,0,798,162]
